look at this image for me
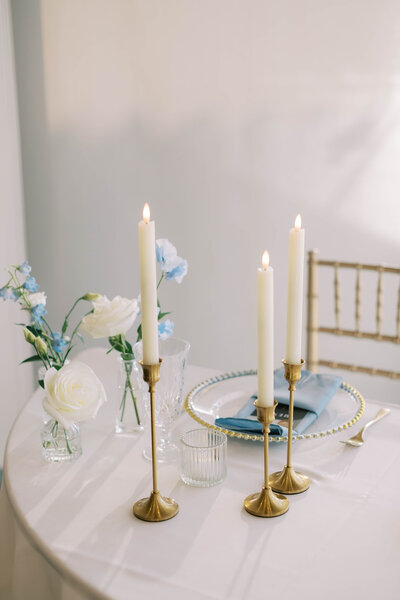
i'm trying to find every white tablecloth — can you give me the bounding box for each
[1,348,400,600]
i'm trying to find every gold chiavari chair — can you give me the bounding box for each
[306,250,400,379]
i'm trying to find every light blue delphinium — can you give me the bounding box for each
[24,276,39,292]
[51,332,68,353]
[135,239,187,343]
[0,287,8,301]
[164,257,188,283]
[156,239,178,272]
[31,303,47,324]
[156,239,188,284]
[19,261,32,276]
[9,288,21,301]
[158,319,174,340]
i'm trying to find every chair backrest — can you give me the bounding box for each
[306,250,400,379]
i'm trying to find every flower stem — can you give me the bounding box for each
[119,382,128,421]
[157,272,165,289]
[122,361,141,426]
[65,296,85,323]
[62,310,92,366]
[64,427,72,454]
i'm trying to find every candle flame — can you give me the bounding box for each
[143,203,150,224]
[262,250,270,270]
[295,214,302,231]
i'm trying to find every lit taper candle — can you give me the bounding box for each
[257,251,274,407]
[285,214,305,364]
[138,203,159,365]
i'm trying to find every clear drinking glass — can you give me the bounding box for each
[179,429,227,487]
[134,337,190,463]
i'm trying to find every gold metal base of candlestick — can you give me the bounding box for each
[133,491,179,522]
[244,486,289,518]
[133,360,179,523]
[270,358,310,495]
[243,400,289,518]
[270,465,310,494]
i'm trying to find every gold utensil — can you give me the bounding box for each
[340,408,390,447]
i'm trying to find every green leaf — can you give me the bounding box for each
[63,346,74,362]
[158,311,171,320]
[26,325,41,336]
[108,335,125,353]
[113,343,125,353]
[20,355,43,365]
[61,317,68,335]
[121,352,134,361]
[38,379,45,389]
[136,323,142,342]
[125,340,133,354]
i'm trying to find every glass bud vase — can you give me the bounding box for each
[41,417,82,462]
[115,357,146,434]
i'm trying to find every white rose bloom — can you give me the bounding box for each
[43,361,106,429]
[80,295,139,339]
[27,291,47,306]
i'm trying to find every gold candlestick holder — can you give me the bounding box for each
[133,360,179,522]
[270,359,310,494]
[244,400,289,518]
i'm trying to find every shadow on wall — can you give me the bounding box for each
[12,0,400,402]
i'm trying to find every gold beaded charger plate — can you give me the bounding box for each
[184,369,365,442]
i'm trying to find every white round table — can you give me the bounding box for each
[1,348,399,599]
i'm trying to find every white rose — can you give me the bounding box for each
[43,361,106,429]
[27,291,47,306]
[79,295,139,339]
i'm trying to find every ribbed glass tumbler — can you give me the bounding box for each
[179,429,227,487]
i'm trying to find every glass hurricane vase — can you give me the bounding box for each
[41,417,82,462]
[115,357,146,434]
[134,337,190,463]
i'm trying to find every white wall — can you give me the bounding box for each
[11,0,400,404]
[0,0,33,462]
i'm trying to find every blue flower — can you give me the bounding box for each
[156,239,177,271]
[51,332,68,353]
[24,276,39,292]
[0,287,8,301]
[158,319,174,340]
[31,303,47,324]
[155,239,188,284]
[19,261,32,276]
[9,288,21,301]
[164,257,188,284]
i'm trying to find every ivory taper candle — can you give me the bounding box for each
[257,251,274,407]
[285,214,305,364]
[138,203,159,365]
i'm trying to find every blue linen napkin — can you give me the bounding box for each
[215,368,343,436]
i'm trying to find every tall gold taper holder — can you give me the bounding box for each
[270,359,310,494]
[244,400,289,517]
[133,360,179,522]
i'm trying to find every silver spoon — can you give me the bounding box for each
[340,408,391,447]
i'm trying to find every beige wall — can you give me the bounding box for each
[0,0,33,462]
[11,0,400,405]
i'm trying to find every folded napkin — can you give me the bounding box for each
[215,368,343,436]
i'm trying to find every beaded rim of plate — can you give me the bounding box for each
[184,369,365,442]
